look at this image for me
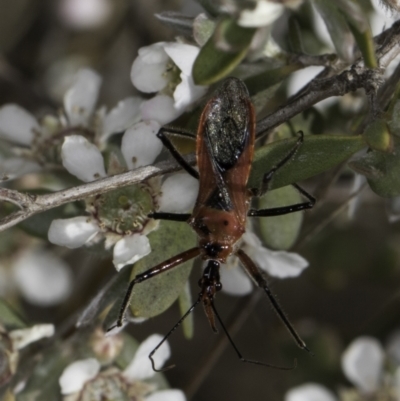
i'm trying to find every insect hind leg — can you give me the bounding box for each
[236,249,312,354]
[210,302,296,370]
[149,296,202,372]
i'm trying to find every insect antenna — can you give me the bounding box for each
[210,301,296,370]
[149,296,202,372]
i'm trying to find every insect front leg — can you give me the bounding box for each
[236,249,311,353]
[107,247,200,332]
[157,127,199,179]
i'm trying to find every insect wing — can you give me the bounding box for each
[195,77,255,216]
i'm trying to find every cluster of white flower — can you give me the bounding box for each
[59,334,185,401]
[285,336,400,401]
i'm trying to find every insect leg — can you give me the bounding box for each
[210,302,296,370]
[149,296,202,372]
[148,212,191,222]
[254,131,304,196]
[248,183,315,217]
[158,127,199,179]
[236,249,311,353]
[107,247,201,332]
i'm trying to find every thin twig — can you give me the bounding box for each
[0,156,195,232]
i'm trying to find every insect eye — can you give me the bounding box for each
[216,282,222,291]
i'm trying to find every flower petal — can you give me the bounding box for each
[238,1,285,27]
[113,234,151,271]
[145,390,186,401]
[10,324,55,350]
[250,247,308,279]
[173,74,207,111]
[285,383,337,401]
[131,43,169,93]
[140,95,182,125]
[163,43,199,76]
[59,0,112,29]
[102,97,142,140]
[61,135,106,181]
[64,68,102,126]
[159,173,199,213]
[121,121,162,169]
[59,358,100,395]
[0,104,38,146]
[220,258,253,296]
[123,334,170,380]
[341,336,384,393]
[48,216,100,248]
[13,249,73,306]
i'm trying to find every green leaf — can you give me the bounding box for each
[313,0,355,61]
[130,220,197,318]
[78,264,132,328]
[193,14,216,46]
[114,333,139,370]
[347,20,377,68]
[287,15,304,53]
[178,282,194,339]
[17,347,71,401]
[349,137,400,197]
[155,12,194,36]
[363,119,392,152]
[249,134,367,190]
[0,299,26,329]
[193,18,256,85]
[258,186,303,250]
[244,64,302,96]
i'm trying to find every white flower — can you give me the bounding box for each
[221,229,308,296]
[58,0,112,30]
[238,1,285,27]
[285,383,337,401]
[59,334,185,401]
[341,336,384,393]
[9,324,55,350]
[12,249,73,307]
[0,69,142,154]
[48,134,199,270]
[131,42,207,121]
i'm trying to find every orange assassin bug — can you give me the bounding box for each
[109,77,315,369]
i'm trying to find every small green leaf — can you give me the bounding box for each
[288,15,304,53]
[0,299,26,329]
[79,265,132,328]
[17,347,72,401]
[258,186,303,250]
[114,333,139,370]
[130,220,197,318]
[178,282,194,339]
[363,119,393,152]
[313,0,355,61]
[348,21,377,68]
[155,12,194,36]
[350,137,400,197]
[193,14,216,46]
[193,18,256,85]
[249,134,366,191]
[244,64,302,96]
